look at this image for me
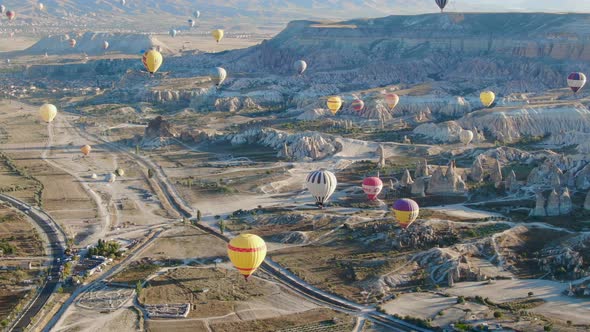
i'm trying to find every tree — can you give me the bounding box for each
[135,280,143,295]
[457,296,465,304]
[147,168,154,179]
[135,144,140,155]
[543,325,552,331]
[493,311,503,319]
[219,220,226,234]
[196,210,201,222]
[528,291,534,297]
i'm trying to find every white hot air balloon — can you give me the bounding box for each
[306,169,337,208]
[459,130,474,145]
[105,173,117,183]
[91,173,98,179]
[169,29,177,38]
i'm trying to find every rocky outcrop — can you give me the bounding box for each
[560,188,573,215]
[470,155,503,185]
[215,96,260,113]
[460,105,590,143]
[377,145,386,169]
[415,159,429,178]
[228,128,341,161]
[546,189,561,217]
[401,169,414,187]
[527,160,566,188]
[584,191,590,210]
[413,121,463,143]
[531,191,547,217]
[411,178,426,197]
[141,116,178,147]
[427,161,466,195]
[505,170,520,193]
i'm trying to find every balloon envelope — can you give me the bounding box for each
[169,29,177,38]
[480,91,495,108]
[69,39,77,47]
[142,50,163,74]
[306,170,337,206]
[326,96,342,115]
[393,198,420,229]
[459,130,474,145]
[81,145,92,156]
[352,99,364,112]
[568,72,587,93]
[294,60,307,75]
[193,10,200,19]
[362,177,383,200]
[6,10,15,20]
[210,67,227,86]
[227,234,266,280]
[211,29,224,43]
[385,93,399,110]
[115,168,125,177]
[39,104,57,123]
[103,41,109,50]
[435,0,448,12]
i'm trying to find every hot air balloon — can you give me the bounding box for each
[294,60,307,75]
[115,168,125,177]
[39,104,57,123]
[459,130,474,145]
[480,91,495,108]
[211,29,224,43]
[169,29,177,38]
[80,145,92,156]
[142,49,163,74]
[103,41,109,50]
[384,93,399,111]
[435,0,448,12]
[39,3,44,11]
[306,169,337,208]
[193,10,200,19]
[227,233,266,280]
[0,5,5,14]
[106,173,116,183]
[362,177,383,200]
[69,39,77,48]
[567,72,587,94]
[352,99,365,112]
[91,173,98,179]
[392,198,420,229]
[188,19,195,28]
[326,96,342,116]
[6,10,15,20]
[120,0,126,6]
[210,67,227,87]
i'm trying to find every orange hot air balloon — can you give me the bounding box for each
[352,99,364,112]
[227,234,267,280]
[80,145,92,156]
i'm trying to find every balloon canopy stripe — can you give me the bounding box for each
[227,244,266,253]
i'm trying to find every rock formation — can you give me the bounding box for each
[377,145,386,169]
[560,188,573,215]
[141,116,179,147]
[531,191,547,217]
[546,189,561,217]
[411,178,426,197]
[415,159,429,178]
[470,156,485,182]
[427,161,466,195]
[401,169,414,187]
[491,159,503,187]
[505,170,520,192]
[229,128,341,161]
[527,160,566,188]
[584,191,590,210]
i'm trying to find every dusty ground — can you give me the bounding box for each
[52,306,140,332]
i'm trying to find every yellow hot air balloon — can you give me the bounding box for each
[39,104,57,123]
[227,234,266,280]
[211,29,224,43]
[326,96,342,116]
[480,91,495,108]
[80,145,92,156]
[115,168,125,177]
[141,49,163,74]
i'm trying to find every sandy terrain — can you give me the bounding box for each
[446,279,590,325]
[382,292,458,319]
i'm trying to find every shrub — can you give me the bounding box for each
[493,311,503,319]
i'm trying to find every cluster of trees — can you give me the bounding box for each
[87,239,122,258]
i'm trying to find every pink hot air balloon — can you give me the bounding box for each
[352,99,365,112]
[6,10,15,21]
[384,93,399,111]
[362,177,383,200]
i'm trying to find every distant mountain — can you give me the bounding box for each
[2,0,590,31]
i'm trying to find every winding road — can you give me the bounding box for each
[0,194,66,332]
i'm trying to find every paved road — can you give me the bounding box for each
[0,194,66,332]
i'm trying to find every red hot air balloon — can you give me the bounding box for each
[392,198,420,229]
[6,10,15,20]
[362,177,383,200]
[352,99,365,112]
